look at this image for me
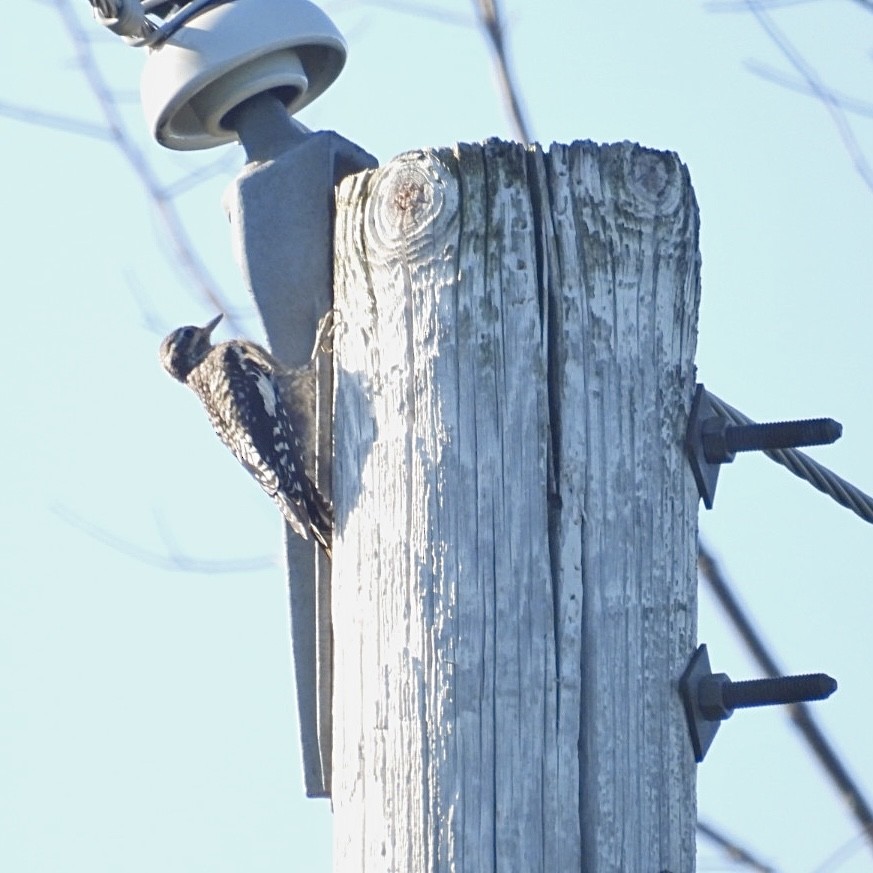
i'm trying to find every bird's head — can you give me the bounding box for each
[159,314,223,382]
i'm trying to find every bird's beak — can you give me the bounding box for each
[202,313,223,335]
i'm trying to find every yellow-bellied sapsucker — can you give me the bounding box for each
[159,314,332,557]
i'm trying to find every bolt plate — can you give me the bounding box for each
[679,643,722,763]
[685,384,721,510]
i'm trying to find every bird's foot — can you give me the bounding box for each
[310,310,337,359]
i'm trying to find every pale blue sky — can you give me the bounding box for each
[2,1,873,871]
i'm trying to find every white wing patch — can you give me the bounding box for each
[186,340,329,550]
[254,369,278,417]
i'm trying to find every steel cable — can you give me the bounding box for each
[708,392,873,524]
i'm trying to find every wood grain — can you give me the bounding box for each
[331,140,701,872]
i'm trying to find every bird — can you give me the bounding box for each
[159,313,332,557]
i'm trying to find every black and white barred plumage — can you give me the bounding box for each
[159,314,332,557]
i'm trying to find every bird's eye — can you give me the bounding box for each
[181,327,195,340]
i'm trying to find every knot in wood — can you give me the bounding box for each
[632,152,669,198]
[393,180,427,215]
[365,151,458,259]
[623,145,685,217]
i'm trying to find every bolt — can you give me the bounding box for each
[224,91,309,163]
[699,672,837,722]
[702,417,842,464]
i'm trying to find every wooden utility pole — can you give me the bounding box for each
[330,140,701,872]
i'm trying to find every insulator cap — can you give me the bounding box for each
[140,0,347,151]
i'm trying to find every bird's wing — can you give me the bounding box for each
[210,344,314,541]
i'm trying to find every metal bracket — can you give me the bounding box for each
[224,93,378,798]
[685,385,722,510]
[679,644,722,762]
[685,383,842,509]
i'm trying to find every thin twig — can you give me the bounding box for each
[810,824,873,873]
[743,0,873,193]
[698,542,873,860]
[472,0,532,144]
[53,1,244,331]
[160,150,242,198]
[0,100,113,140]
[53,504,278,573]
[747,60,873,119]
[697,819,778,872]
[349,0,475,27]
[706,0,823,11]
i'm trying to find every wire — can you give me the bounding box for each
[707,392,873,524]
[698,542,873,860]
[143,0,235,45]
[88,0,234,47]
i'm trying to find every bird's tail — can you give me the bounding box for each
[309,489,333,560]
[276,486,333,560]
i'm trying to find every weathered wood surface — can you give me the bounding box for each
[331,140,701,872]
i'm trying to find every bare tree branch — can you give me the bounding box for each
[697,819,778,872]
[53,1,245,331]
[472,0,532,144]
[53,503,278,574]
[747,60,873,118]
[699,541,873,860]
[160,150,242,198]
[811,824,873,873]
[0,100,113,140]
[331,0,530,139]
[0,96,242,199]
[706,0,825,11]
[743,0,873,193]
[334,0,475,27]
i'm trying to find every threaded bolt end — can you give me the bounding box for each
[723,419,842,453]
[722,674,837,710]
